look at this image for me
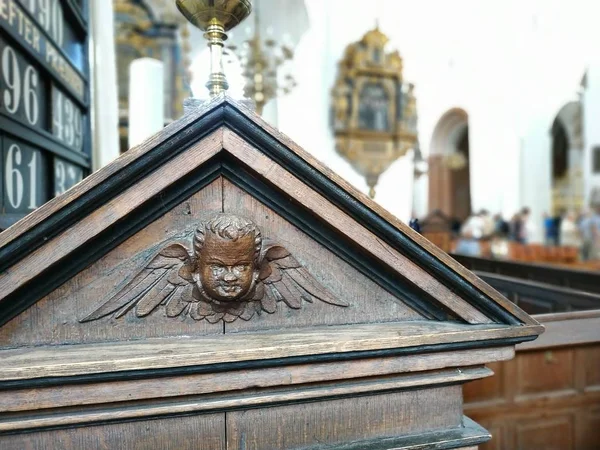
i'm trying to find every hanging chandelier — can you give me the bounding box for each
[330,25,419,198]
[225,0,297,115]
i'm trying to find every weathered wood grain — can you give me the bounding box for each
[222,179,422,330]
[0,413,225,450]
[0,348,511,413]
[226,385,462,449]
[0,321,536,381]
[0,178,224,347]
[227,97,539,326]
[0,129,223,302]
[222,130,492,325]
[0,368,486,433]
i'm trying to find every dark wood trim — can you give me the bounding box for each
[0,337,534,390]
[452,254,600,294]
[220,158,451,321]
[322,416,490,450]
[0,370,486,435]
[0,157,223,326]
[222,105,525,325]
[0,98,536,328]
[476,271,600,313]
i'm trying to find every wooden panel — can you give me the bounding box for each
[578,407,600,449]
[0,178,223,347]
[516,348,574,396]
[516,415,573,450]
[221,179,422,330]
[518,311,600,350]
[584,345,600,389]
[0,368,489,433]
[0,413,225,450]
[465,315,600,450]
[483,424,506,450]
[463,361,504,404]
[226,386,462,449]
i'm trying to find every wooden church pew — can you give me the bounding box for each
[464,309,600,449]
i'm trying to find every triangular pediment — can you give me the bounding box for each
[0,95,541,349]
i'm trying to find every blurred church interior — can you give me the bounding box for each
[1,1,600,448]
[97,0,600,271]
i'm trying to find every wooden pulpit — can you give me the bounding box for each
[0,96,543,449]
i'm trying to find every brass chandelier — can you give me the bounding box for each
[226,0,297,115]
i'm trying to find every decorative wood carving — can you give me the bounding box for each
[81,213,348,323]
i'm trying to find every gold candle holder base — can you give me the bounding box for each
[176,0,252,96]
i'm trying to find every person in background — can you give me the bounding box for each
[543,212,557,246]
[490,213,510,259]
[579,209,593,260]
[592,207,600,260]
[480,210,495,239]
[580,206,600,260]
[455,212,483,256]
[513,207,531,244]
[560,210,582,249]
[554,210,564,246]
[450,217,462,238]
[409,217,421,233]
[493,213,510,238]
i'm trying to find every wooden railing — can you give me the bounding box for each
[476,271,600,314]
[452,253,600,294]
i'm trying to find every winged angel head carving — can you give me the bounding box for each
[82,214,348,323]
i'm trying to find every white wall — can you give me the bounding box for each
[271,0,600,229]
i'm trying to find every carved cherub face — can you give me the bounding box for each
[193,214,261,302]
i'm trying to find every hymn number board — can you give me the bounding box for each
[0,0,89,229]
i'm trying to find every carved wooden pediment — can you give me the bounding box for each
[0,95,541,449]
[0,95,538,330]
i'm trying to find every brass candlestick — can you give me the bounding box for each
[176,0,252,96]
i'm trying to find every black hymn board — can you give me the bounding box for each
[0,0,90,230]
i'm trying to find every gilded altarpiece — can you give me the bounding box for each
[331,26,418,197]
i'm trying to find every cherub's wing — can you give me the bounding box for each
[258,242,348,313]
[81,244,195,322]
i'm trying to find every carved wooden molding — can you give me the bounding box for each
[82,213,348,323]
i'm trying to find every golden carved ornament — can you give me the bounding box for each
[331,25,418,198]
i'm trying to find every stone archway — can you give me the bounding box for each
[428,108,471,222]
[551,101,583,214]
